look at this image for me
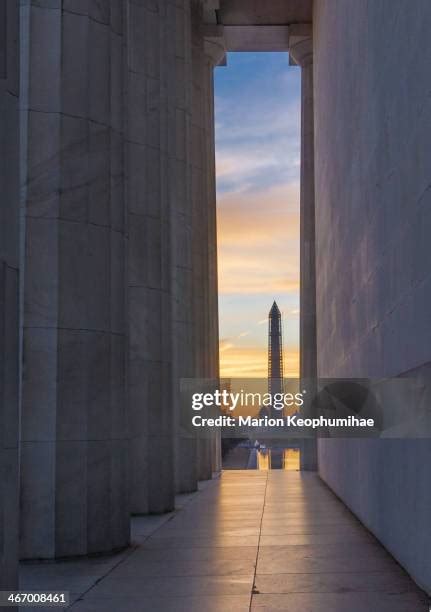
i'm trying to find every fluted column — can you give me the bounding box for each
[191,4,223,482]
[20,1,129,558]
[203,35,223,475]
[289,25,318,470]
[190,0,210,483]
[174,1,223,490]
[126,0,176,515]
[0,0,19,589]
[172,0,198,493]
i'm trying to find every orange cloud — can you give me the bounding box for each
[219,276,299,295]
[219,344,299,378]
[217,183,300,296]
[219,339,235,352]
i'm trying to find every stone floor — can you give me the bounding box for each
[20,472,429,611]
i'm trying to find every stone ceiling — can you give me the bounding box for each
[218,0,313,25]
[203,0,313,52]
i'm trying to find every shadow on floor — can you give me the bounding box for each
[20,472,430,612]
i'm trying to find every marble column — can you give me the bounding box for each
[174,1,222,490]
[126,0,176,515]
[203,35,223,476]
[172,0,198,494]
[191,4,223,483]
[289,25,318,471]
[190,1,210,482]
[20,1,129,558]
[0,0,20,590]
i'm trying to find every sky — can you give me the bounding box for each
[214,52,301,378]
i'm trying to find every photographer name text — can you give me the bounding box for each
[191,414,375,429]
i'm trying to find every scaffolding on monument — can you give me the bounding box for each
[268,301,284,397]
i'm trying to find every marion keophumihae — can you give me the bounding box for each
[191,414,375,428]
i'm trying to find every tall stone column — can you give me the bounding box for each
[126,0,176,515]
[190,1,209,482]
[172,0,198,494]
[289,25,318,471]
[20,1,129,558]
[203,35,223,475]
[174,2,222,490]
[191,5,223,483]
[0,0,19,589]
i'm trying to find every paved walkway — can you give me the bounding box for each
[21,472,429,611]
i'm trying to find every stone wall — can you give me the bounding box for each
[314,0,431,594]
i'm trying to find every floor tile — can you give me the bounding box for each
[250,591,428,611]
[72,595,251,612]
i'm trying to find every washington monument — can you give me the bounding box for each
[268,301,284,403]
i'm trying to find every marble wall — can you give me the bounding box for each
[314,0,431,594]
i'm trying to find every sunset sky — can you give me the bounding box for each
[215,52,301,378]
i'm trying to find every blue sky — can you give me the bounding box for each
[214,52,301,377]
